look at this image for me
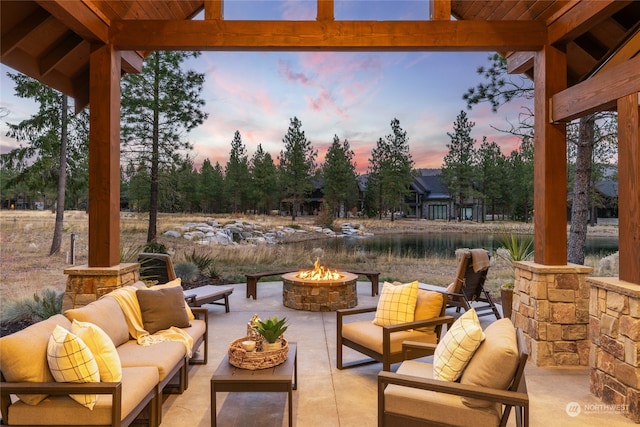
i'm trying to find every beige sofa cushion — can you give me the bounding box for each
[460,318,519,408]
[6,366,158,426]
[0,314,71,405]
[433,308,485,382]
[64,297,130,347]
[342,321,436,354]
[117,340,186,381]
[384,360,500,427]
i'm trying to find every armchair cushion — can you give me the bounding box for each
[70,320,122,382]
[433,308,484,382]
[46,325,100,409]
[460,318,519,408]
[136,286,191,334]
[373,281,419,326]
[385,360,501,427]
[342,321,437,354]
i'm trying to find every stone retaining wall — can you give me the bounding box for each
[588,277,640,423]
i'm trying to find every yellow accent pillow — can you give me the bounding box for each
[414,290,444,333]
[149,278,195,321]
[47,325,100,409]
[71,320,122,382]
[433,308,485,382]
[372,281,419,326]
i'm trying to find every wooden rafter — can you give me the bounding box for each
[110,19,546,52]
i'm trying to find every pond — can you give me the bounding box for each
[291,232,619,258]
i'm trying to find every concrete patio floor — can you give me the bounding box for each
[161,281,635,427]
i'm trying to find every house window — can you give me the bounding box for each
[429,204,448,220]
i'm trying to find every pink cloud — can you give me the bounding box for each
[278,60,312,85]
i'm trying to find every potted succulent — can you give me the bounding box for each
[500,282,514,321]
[255,316,288,351]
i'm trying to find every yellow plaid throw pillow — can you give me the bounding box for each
[372,281,419,326]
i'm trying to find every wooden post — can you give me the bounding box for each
[204,0,223,20]
[88,44,121,267]
[317,0,334,22]
[533,45,567,265]
[617,93,640,284]
[430,0,451,20]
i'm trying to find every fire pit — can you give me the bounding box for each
[282,260,358,311]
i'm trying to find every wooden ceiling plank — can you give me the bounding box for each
[502,0,535,21]
[486,0,518,21]
[1,8,51,57]
[596,29,640,74]
[81,0,112,25]
[36,0,109,43]
[39,33,84,77]
[111,19,547,52]
[552,54,640,122]
[548,0,631,45]
[512,0,550,21]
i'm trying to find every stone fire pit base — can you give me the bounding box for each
[282,272,358,311]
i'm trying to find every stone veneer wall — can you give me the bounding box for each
[513,261,593,366]
[62,263,140,310]
[588,277,640,423]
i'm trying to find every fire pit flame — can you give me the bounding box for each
[297,259,342,281]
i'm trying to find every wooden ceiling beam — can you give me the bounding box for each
[36,0,109,43]
[204,0,223,20]
[506,51,534,74]
[110,19,547,51]
[552,54,640,122]
[120,51,145,74]
[39,33,84,77]
[548,0,631,45]
[1,8,51,58]
[317,0,334,22]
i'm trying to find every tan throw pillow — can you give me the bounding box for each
[433,308,485,382]
[372,281,419,326]
[460,319,520,408]
[148,278,195,321]
[71,320,122,382]
[47,325,100,410]
[414,290,444,333]
[136,286,190,334]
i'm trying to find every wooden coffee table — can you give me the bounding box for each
[210,342,297,427]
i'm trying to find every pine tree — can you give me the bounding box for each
[322,135,358,217]
[200,159,225,213]
[441,111,476,221]
[250,144,279,215]
[225,131,251,213]
[2,73,88,255]
[121,51,207,243]
[475,137,507,221]
[278,117,317,220]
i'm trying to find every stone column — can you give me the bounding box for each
[513,261,593,366]
[588,277,640,423]
[62,263,139,310]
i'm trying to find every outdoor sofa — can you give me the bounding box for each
[0,280,208,427]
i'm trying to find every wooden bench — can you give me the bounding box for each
[245,270,380,299]
[185,285,234,312]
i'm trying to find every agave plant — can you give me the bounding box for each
[254,316,288,343]
[496,231,534,263]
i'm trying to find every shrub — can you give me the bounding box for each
[2,288,64,322]
[183,248,215,272]
[143,241,168,254]
[174,261,199,283]
[314,205,334,229]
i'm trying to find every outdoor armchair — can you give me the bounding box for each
[421,248,501,319]
[378,322,529,427]
[337,286,453,371]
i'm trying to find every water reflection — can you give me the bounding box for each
[291,232,619,258]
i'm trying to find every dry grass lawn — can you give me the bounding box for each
[0,210,617,318]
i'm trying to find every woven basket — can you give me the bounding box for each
[228,337,289,370]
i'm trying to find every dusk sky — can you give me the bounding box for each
[0,1,532,174]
